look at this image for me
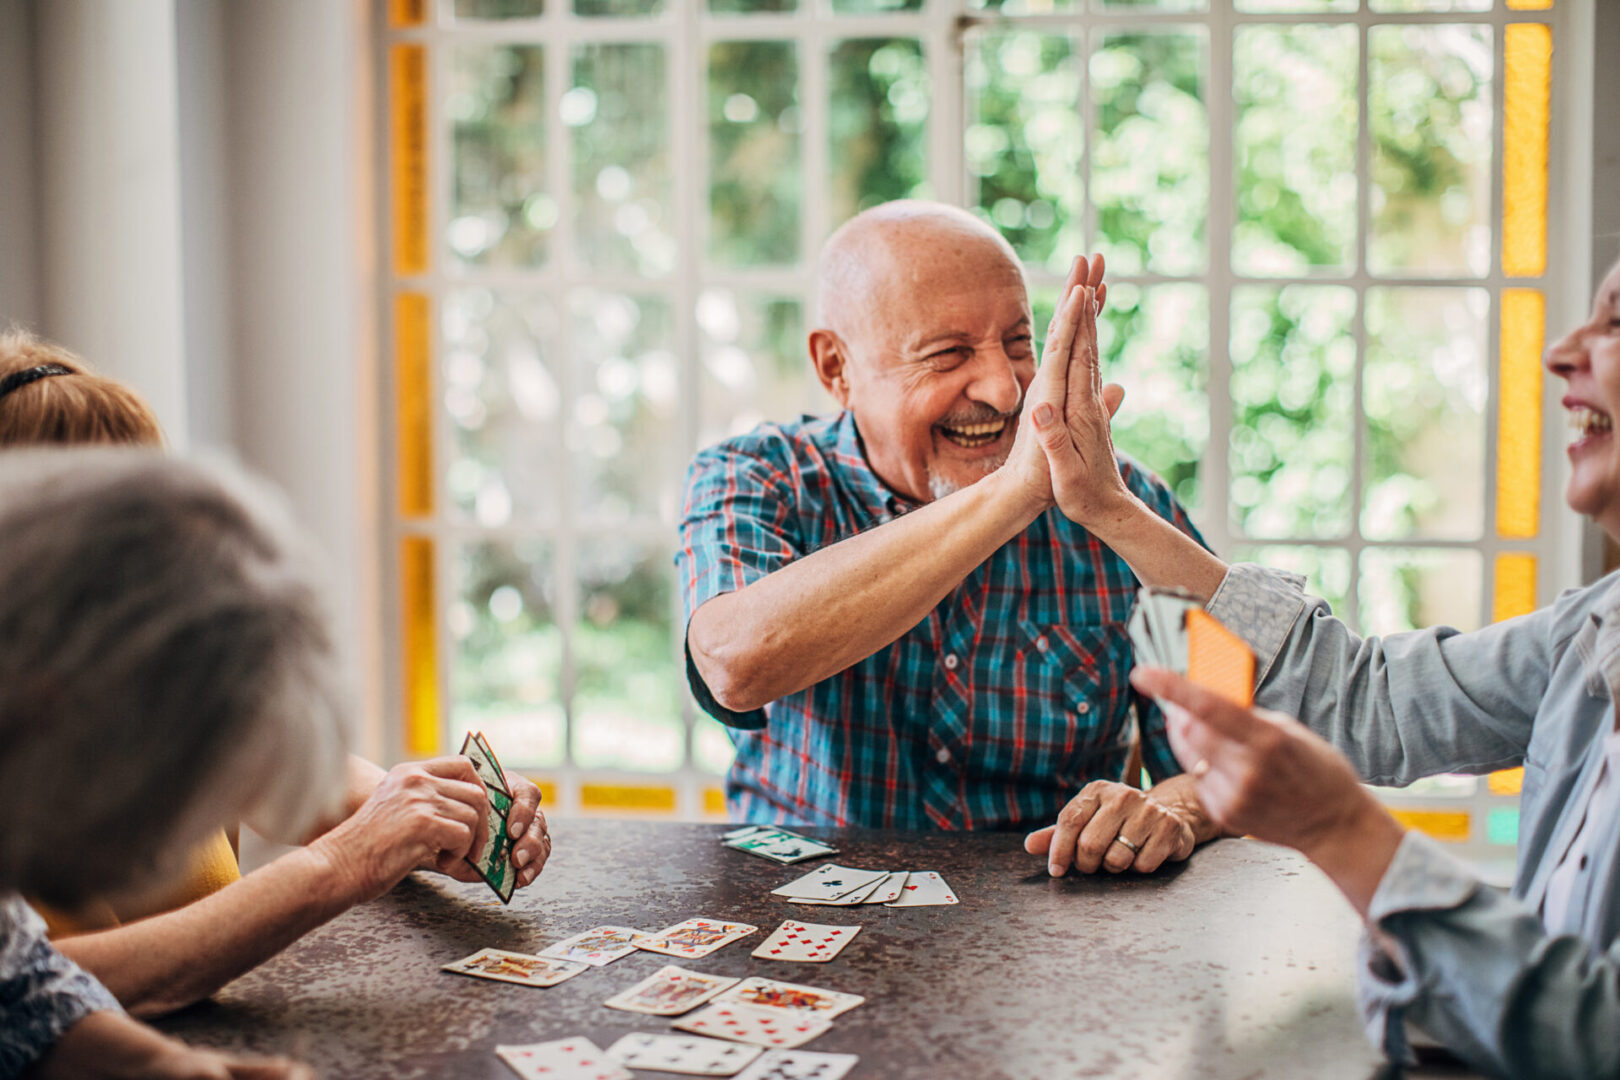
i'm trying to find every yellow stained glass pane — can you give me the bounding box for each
[389,0,428,26]
[1502,23,1551,277]
[1489,768,1525,796]
[402,535,440,757]
[1494,553,1537,623]
[1389,808,1471,842]
[1497,289,1544,538]
[1506,0,1553,9]
[390,44,430,277]
[530,780,560,807]
[580,783,678,814]
[703,787,728,818]
[395,293,433,518]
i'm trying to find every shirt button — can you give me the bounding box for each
[1580,855,1590,871]
[935,747,952,764]
[944,653,959,671]
[1036,636,1048,653]
[1077,701,1091,714]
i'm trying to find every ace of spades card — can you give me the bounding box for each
[750,921,860,964]
[769,864,888,903]
[605,1033,763,1077]
[459,731,517,902]
[673,1002,833,1050]
[732,1050,861,1080]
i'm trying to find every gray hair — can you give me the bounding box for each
[0,448,349,906]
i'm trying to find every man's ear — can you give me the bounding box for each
[808,329,852,408]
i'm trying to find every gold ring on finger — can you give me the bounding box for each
[1112,835,1141,854]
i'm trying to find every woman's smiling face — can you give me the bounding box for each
[1546,259,1620,539]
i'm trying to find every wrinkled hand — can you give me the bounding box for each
[502,772,552,889]
[35,1012,316,1080]
[1002,255,1113,514]
[1024,779,1196,875]
[1027,265,1137,530]
[311,757,488,903]
[1129,666,1375,856]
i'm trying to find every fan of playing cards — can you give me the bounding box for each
[1126,586,1256,706]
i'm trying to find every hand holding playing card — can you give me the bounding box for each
[1023,778,1195,877]
[310,756,492,903]
[500,768,550,890]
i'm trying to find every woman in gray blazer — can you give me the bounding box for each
[1021,255,1620,1078]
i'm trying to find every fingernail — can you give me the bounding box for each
[509,821,521,837]
[1033,403,1054,427]
[513,849,530,868]
[1048,864,1061,877]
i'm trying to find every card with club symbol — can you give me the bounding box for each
[770,865,888,903]
[605,1033,763,1077]
[673,1002,833,1050]
[751,921,860,964]
[732,1050,862,1080]
[635,918,759,960]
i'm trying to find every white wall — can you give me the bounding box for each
[0,2,40,330]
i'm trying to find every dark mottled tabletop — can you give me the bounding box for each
[157,822,1475,1080]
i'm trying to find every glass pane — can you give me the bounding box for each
[832,0,923,11]
[572,542,684,772]
[455,0,543,17]
[576,0,664,13]
[1235,545,1352,618]
[443,289,564,528]
[1099,0,1207,12]
[450,46,549,270]
[696,290,828,449]
[570,43,674,276]
[693,712,737,774]
[1093,30,1208,276]
[1371,0,1489,10]
[1502,24,1551,278]
[966,30,1083,272]
[452,540,566,769]
[709,41,801,267]
[1362,287,1487,541]
[1358,547,1483,635]
[711,0,796,9]
[1101,284,1208,512]
[828,38,929,229]
[1368,25,1493,278]
[1233,25,1358,276]
[1229,285,1355,539]
[969,0,1081,10]
[571,290,680,523]
[1235,0,1355,9]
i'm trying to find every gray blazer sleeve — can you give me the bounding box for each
[1360,833,1620,1079]
[1208,563,1553,784]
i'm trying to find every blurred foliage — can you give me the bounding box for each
[449,46,549,269]
[829,39,931,227]
[454,0,544,18]
[709,42,802,267]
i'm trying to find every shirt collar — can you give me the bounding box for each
[830,410,921,523]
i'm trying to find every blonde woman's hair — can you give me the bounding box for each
[0,329,165,448]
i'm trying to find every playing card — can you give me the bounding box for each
[885,870,958,907]
[496,1037,632,1080]
[636,918,759,960]
[713,977,865,1019]
[442,948,586,988]
[721,824,768,842]
[732,1050,861,1080]
[1126,603,1161,668]
[725,827,839,865]
[1186,607,1255,706]
[751,921,860,964]
[605,1033,763,1077]
[788,874,886,907]
[603,965,740,1016]
[770,864,888,902]
[539,926,648,966]
[674,1003,833,1050]
[461,730,512,797]
[860,871,908,904]
[459,731,517,902]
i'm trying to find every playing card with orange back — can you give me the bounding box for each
[1185,608,1254,707]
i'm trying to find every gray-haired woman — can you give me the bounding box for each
[0,449,350,1079]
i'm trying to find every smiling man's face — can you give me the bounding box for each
[814,209,1034,504]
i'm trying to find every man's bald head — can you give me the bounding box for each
[816,200,1024,340]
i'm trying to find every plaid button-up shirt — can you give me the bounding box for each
[677,411,1204,830]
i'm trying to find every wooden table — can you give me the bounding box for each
[158,821,1466,1079]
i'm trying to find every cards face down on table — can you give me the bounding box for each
[714,977,864,1019]
[605,965,741,1016]
[675,1003,833,1050]
[540,925,648,967]
[722,825,838,865]
[752,921,860,964]
[460,731,518,903]
[1127,587,1255,706]
[772,865,958,908]
[606,1033,763,1077]
[733,1050,861,1080]
[636,918,759,960]
[442,948,586,988]
[496,1037,632,1080]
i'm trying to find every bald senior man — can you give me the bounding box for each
[677,201,1217,875]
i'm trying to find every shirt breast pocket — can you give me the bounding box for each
[1017,620,1132,747]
